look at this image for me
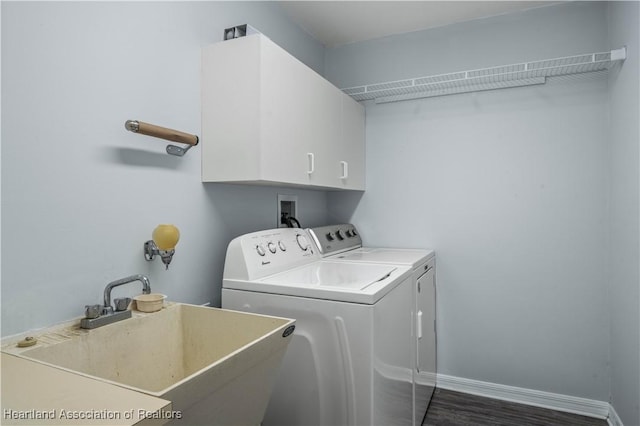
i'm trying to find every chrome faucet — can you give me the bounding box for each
[103,274,151,315]
[80,274,152,329]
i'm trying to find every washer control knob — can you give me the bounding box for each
[351,228,358,236]
[296,234,310,251]
[336,230,346,240]
[267,242,277,254]
[256,244,266,256]
[278,241,287,251]
[326,232,336,241]
[345,229,354,238]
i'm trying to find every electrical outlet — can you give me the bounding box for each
[277,194,298,228]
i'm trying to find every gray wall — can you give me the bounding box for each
[326,2,613,401]
[1,1,329,336]
[608,2,640,425]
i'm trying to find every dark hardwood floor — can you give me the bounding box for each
[423,388,608,426]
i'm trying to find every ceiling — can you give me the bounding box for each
[278,1,561,48]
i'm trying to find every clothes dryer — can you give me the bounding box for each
[308,224,436,426]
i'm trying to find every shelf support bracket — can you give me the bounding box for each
[610,47,627,61]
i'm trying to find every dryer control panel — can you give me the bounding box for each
[308,224,362,256]
[223,228,320,281]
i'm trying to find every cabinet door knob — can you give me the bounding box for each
[307,153,315,175]
[340,161,349,179]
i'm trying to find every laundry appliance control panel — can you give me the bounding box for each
[223,228,320,281]
[308,224,363,255]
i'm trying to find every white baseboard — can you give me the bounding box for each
[436,374,610,420]
[607,404,624,426]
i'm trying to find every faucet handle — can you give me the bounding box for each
[84,304,102,319]
[114,297,132,312]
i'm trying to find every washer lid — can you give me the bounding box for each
[223,261,411,304]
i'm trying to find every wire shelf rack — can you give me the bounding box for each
[341,47,626,104]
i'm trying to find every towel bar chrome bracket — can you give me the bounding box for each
[125,119,199,157]
[165,140,197,157]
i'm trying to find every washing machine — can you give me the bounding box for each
[308,224,436,426]
[221,227,415,426]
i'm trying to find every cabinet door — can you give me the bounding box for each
[338,94,366,190]
[307,76,342,187]
[201,36,261,182]
[260,38,314,185]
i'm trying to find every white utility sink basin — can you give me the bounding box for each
[3,303,295,425]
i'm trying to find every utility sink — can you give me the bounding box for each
[3,303,295,425]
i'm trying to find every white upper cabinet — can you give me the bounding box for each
[339,94,366,190]
[201,34,365,190]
